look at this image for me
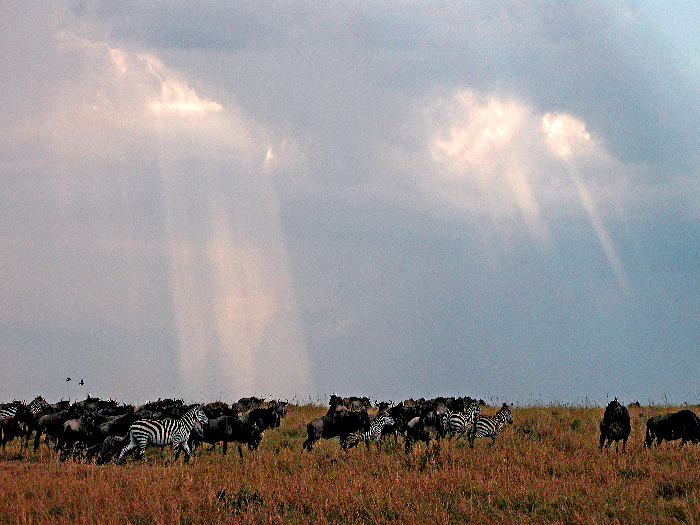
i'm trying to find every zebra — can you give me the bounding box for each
[0,396,49,420]
[344,412,395,450]
[468,403,513,447]
[441,401,481,441]
[117,405,208,464]
[27,396,50,415]
[0,396,52,451]
[0,401,33,450]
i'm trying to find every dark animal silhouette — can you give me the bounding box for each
[303,410,370,452]
[191,415,262,457]
[599,398,631,452]
[645,410,700,447]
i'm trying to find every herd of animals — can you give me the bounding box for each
[0,394,698,465]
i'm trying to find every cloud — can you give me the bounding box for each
[143,56,223,115]
[1,3,699,405]
[0,16,309,402]
[541,114,591,160]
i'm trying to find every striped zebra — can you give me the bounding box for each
[1,397,51,450]
[117,405,208,464]
[0,405,19,420]
[27,396,50,415]
[344,412,395,450]
[441,401,481,441]
[468,403,513,447]
[1,396,51,418]
[1,402,32,450]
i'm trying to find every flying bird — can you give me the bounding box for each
[66,377,71,382]
[79,379,84,386]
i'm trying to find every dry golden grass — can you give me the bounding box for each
[2,403,700,524]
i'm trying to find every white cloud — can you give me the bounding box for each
[0,23,310,402]
[542,113,592,160]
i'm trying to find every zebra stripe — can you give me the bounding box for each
[1,397,50,420]
[117,405,208,464]
[0,406,18,420]
[441,401,481,440]
[345,412,395,450]
[468,404,513,447]
[27,396,50,415]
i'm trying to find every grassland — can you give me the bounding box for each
[1,403,700,524]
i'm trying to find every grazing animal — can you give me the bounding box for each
[303,410,370,452]
[645,410,700,447]
[0,403,31,450]
[441,401,481,441]
[468,403,513,447]
[599,398,631,452]
[241,406,282,434]
[90,435,128,464]
[58,414,103,460]
[191,415,262,457]
[117,405,208,464]
[404,410,446,453]
[345,412,395,450]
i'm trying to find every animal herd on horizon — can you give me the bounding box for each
[0,394,698,465]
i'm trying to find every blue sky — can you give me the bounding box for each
[0,2,698,405]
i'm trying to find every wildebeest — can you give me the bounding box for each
[303,410,371,452]
[90,435,128,464]
[191,415,262,457]
[599,398,631,452]
[645,410,700,447]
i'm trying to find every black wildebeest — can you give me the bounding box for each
[303,410,371,452]
[645,410,700,447]
[599,398,631,452]
[191,415,262,457]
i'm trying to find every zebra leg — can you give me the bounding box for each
[168,443,181,465]
[137,440,148,461]
[181,441,195,464]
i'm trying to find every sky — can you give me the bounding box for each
[1,1,699,406]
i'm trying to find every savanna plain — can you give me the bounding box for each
[1,403,700,524]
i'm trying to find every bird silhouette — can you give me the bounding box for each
[79,379,84,386]
[66,377,71,382]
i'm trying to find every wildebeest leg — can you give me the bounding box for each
[238,444,244,458]
[302,437,314,452]
[33,429,42,452]
[222,440,228,456]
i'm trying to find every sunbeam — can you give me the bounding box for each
[542,114,631,294]
[150,72,310,401]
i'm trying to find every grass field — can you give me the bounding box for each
[1,403,700,524]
